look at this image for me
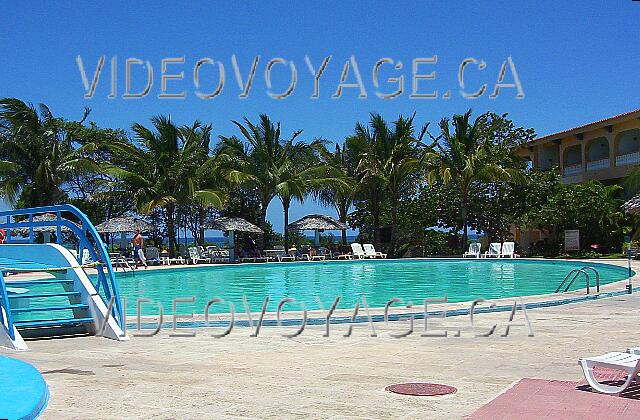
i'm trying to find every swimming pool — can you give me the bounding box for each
[112,259,631,316]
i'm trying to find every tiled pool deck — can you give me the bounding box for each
[468,377,640,419]
[1,258,640,418]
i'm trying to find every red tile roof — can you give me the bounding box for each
[528,108,640,146]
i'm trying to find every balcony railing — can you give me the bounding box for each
[561,174,583,184]
[563,164,582,176]
[616,152,640,167]
[586,158,610,171]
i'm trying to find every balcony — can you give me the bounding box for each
[586,158,610,171]
[561,174,583,184]
[563,164,582,176]
[616,152,640,167]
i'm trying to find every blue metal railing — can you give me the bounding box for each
[0,271,15,340]
[0,205,124,333]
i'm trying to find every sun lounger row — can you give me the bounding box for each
[111,242,389,266]
[463,242,519,258]
[345,243,387,259]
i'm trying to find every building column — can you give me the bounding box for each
[559,143,566,174]
[606,133,615,168]
[531,146,539,168]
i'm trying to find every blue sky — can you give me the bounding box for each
[1,1,639,235]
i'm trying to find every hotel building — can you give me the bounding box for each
[514,109,640,250]
[518,109,640,184]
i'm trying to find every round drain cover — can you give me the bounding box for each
[385,382,457,396]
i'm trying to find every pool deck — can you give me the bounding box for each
[1,258,639,418]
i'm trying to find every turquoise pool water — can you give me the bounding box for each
[113,259,631,315]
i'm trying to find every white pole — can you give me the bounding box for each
[229,230,235,263]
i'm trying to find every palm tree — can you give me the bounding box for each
[314,140,359,245]
[426,110,513,249]
[180,122,228,245]
[105,116,224,256]
[353,113,427,255]
[219,115,343,251]
[0,98,100,207]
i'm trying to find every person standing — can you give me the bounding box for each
[132,229,147,268]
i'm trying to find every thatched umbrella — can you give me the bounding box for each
[288,214,347,246]
[624,195,640,214]
[206,217,263,262]
[95,216,155,250]
[8,213,79,241]
[95,216,154,234]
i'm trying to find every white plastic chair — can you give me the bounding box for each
[188,247,209,264]
[500,242,518,258]
[274,245,294,262]
[463,243,481,258]
[350,243,366,259]
[484,243,501,258]
[145,247,161,265]
[363,243,387,259]
[579,352,640,394]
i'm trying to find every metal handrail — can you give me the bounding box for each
[580,266,600,293]
[555,268,590,294]
[555,269,580,293]
[0,205,124,328]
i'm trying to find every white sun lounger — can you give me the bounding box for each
[335,252,353,260]
[463,243,481,258]
[188,246,210,264]
[363,243,386,259]
[500,241,519,258]
[350,243,366,259]
[579,351,640,394]
[145,247,161,265]
[484,242,501,258]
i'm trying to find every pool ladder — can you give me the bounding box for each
[555,266,600,294]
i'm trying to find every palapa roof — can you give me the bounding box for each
[7,213,80,235]
[207,217,263,233]
[95,216,154,233]
[624,195,640,214]
[288,214,346,231]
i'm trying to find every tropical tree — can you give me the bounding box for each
[105,116,224,256]
[219,115,344,251]
[426,110,520,249]
[314,139,359,245]
[180,122,229,244]
[519,171,626,254]
[352,113,428,255]
[0,98,102,207]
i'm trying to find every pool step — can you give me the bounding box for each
[8,291,81,299]
[11,303,89,313]
[14,317,94,329]
[7,279,74,287]
[5,280,94,336]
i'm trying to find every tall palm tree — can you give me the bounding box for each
[180,122,228,245]
[219,115,343,250]
[353,113,427,254]
[314,140,359,245]
[0,98,99,207]
[426,110,513,249]
[105,116,224,256]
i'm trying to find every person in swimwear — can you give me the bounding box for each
[132,229,147,268]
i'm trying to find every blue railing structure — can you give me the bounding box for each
[0,271,16,340]
[0,205,124,331]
